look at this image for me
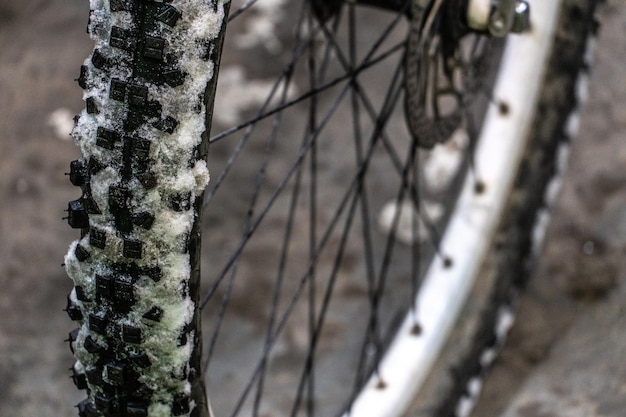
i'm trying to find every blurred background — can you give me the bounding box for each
[0,0,624,416]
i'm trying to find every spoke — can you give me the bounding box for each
[410,148,422,320]
[313,13,445,250]
[229,67,404,415]
[290,175,362,417]
[199,1,502,415]
[201,1,413,310]
[346,4,378,399]
[200,70,354,310]
[256,14,314,417]
[209,2,410,146]
[347,5,377,302]
[203,70,289,208]
[208,43,404,146]
[228,0,260,21]
[208,33,408,417]
[203,42,299,377]
[360,61,408,385]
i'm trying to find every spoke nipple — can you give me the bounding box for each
[411,323,422,335]
[498,101,510,115]
[474,180,486,194]
[443,257,453,268]
[376,379,387,390]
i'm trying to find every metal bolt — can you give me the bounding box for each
[511,1,531,33]
[489,11,508,37]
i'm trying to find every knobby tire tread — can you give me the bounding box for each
[65,1,228,416]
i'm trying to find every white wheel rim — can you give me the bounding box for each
[343,1,562,416]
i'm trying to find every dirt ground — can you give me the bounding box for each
[0,1,624,416]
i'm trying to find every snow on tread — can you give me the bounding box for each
[64,1,227,416]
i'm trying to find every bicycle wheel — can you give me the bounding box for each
[63,1,600,416]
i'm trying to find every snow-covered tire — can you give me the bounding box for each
[64,2,229,416]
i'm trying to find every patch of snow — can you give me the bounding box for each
[233,0,286,53]
[480,348,497,367]
[564,111,580,138]
[583,35,596,70]
[575,72,590,103]
[47,108,75,140]
[455,377,483,417]
[378,199,443,245]
[214,65,297,125]
[423,128,468,194]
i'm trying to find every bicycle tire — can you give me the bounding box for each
[64,1,230,416]
[63,1,601,417]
